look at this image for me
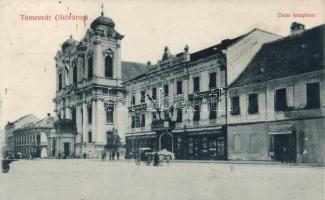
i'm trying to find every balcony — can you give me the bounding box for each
[151,119,175,132]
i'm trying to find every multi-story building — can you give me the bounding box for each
[53,11,147,158]
[123,29,280,160]
[4,114,39,157]
[13,114,55,158]
[227,23,325,164]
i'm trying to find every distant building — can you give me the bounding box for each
[227,23,325,164]
[13,114,55,158]
[123,29,280,160]
[4,114,39,157]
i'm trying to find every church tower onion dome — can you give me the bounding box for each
[62,35,78,50]
[90,15,115,30]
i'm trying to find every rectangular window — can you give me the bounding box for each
[87,107,92,124]
[209,101,217,119]
[106,106,114,123]
[193,105,200,121]
[164,84,169,96]
[275,88,288,111]
[176,109,182,123]
[141,113,145,127]
[248,94,258,114]
[164,110,170,120]
[152,87,157,100]
[88,132,92,143]
[193,77,200,93]
[131,116,135,128]
[306,82,320,109]
[131,94,135,105]
[231,96,240,115]
[140,91,145,103]
[209,72,217,89]
[233,134,241,153]
[176,81,183,94]
[152,112,157,121]
[135,112,141,128]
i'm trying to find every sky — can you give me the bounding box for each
[0,0,324,129]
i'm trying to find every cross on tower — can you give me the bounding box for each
[101,3,104,16]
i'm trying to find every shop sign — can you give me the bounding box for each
[268,123,293,135]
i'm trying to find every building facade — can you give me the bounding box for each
[53,11,146,158]
[13,114,55,158]
[4,114,39,157]
[123,29,280,160]
[227,23,325,164]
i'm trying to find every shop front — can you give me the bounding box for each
[172,126,227,160]
[125,132,157,159]
[268,123,296,162]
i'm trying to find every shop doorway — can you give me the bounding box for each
[159,132,173,153]
[64,142,70,157]
[273,134,296,162]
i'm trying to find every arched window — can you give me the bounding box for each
[73,65,77,84]
[105,56,113,78]
[58,72,62,90]
[65,66,69,86]
[88,56,93,79]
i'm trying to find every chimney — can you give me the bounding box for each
[290,22,305,36]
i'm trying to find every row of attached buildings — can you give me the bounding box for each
[124,22,324,163]
[4,10,324,164]
[4,114,55,158]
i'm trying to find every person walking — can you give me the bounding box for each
[281,147,287,163]
[153,152,159,166]
[101,151,106,162]
[117,151,120,160]
[302,149,308,163]
[109,152,112,160]
[112,151,115,160]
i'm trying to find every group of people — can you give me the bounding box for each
[101,151,120,161]
[280,147,296,163]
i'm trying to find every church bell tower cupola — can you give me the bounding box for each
[89,4,124,83]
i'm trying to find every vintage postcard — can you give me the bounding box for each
[0,0,324,200]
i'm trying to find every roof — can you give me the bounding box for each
[121,61,149,82]
[90,15,115,30]
[230,24,325,88]
[34,115,55,128]
[190,35,246,61]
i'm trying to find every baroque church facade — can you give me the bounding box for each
[52,11,146,157]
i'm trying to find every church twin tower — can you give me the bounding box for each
[52,10,128,157]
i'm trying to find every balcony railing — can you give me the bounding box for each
[151,119,175,131]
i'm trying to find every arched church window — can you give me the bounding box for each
[59,72,62,90]
[73,65,77,84]
[88,56,93,79]
[105,56,113,78]
[65,66,69,86]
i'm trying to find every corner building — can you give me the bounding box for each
[227,23,325,164]
[53,12,146,158]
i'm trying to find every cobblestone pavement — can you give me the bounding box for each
[0,159,324,200]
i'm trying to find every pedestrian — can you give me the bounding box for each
[117,151,120,160]
[112,151,115,160]
[109,152,112,160]
[153,152,159,166]
[302,149,308,163]
[83,152,86,159]
[101,151,106,162]
[281,147,287,163]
